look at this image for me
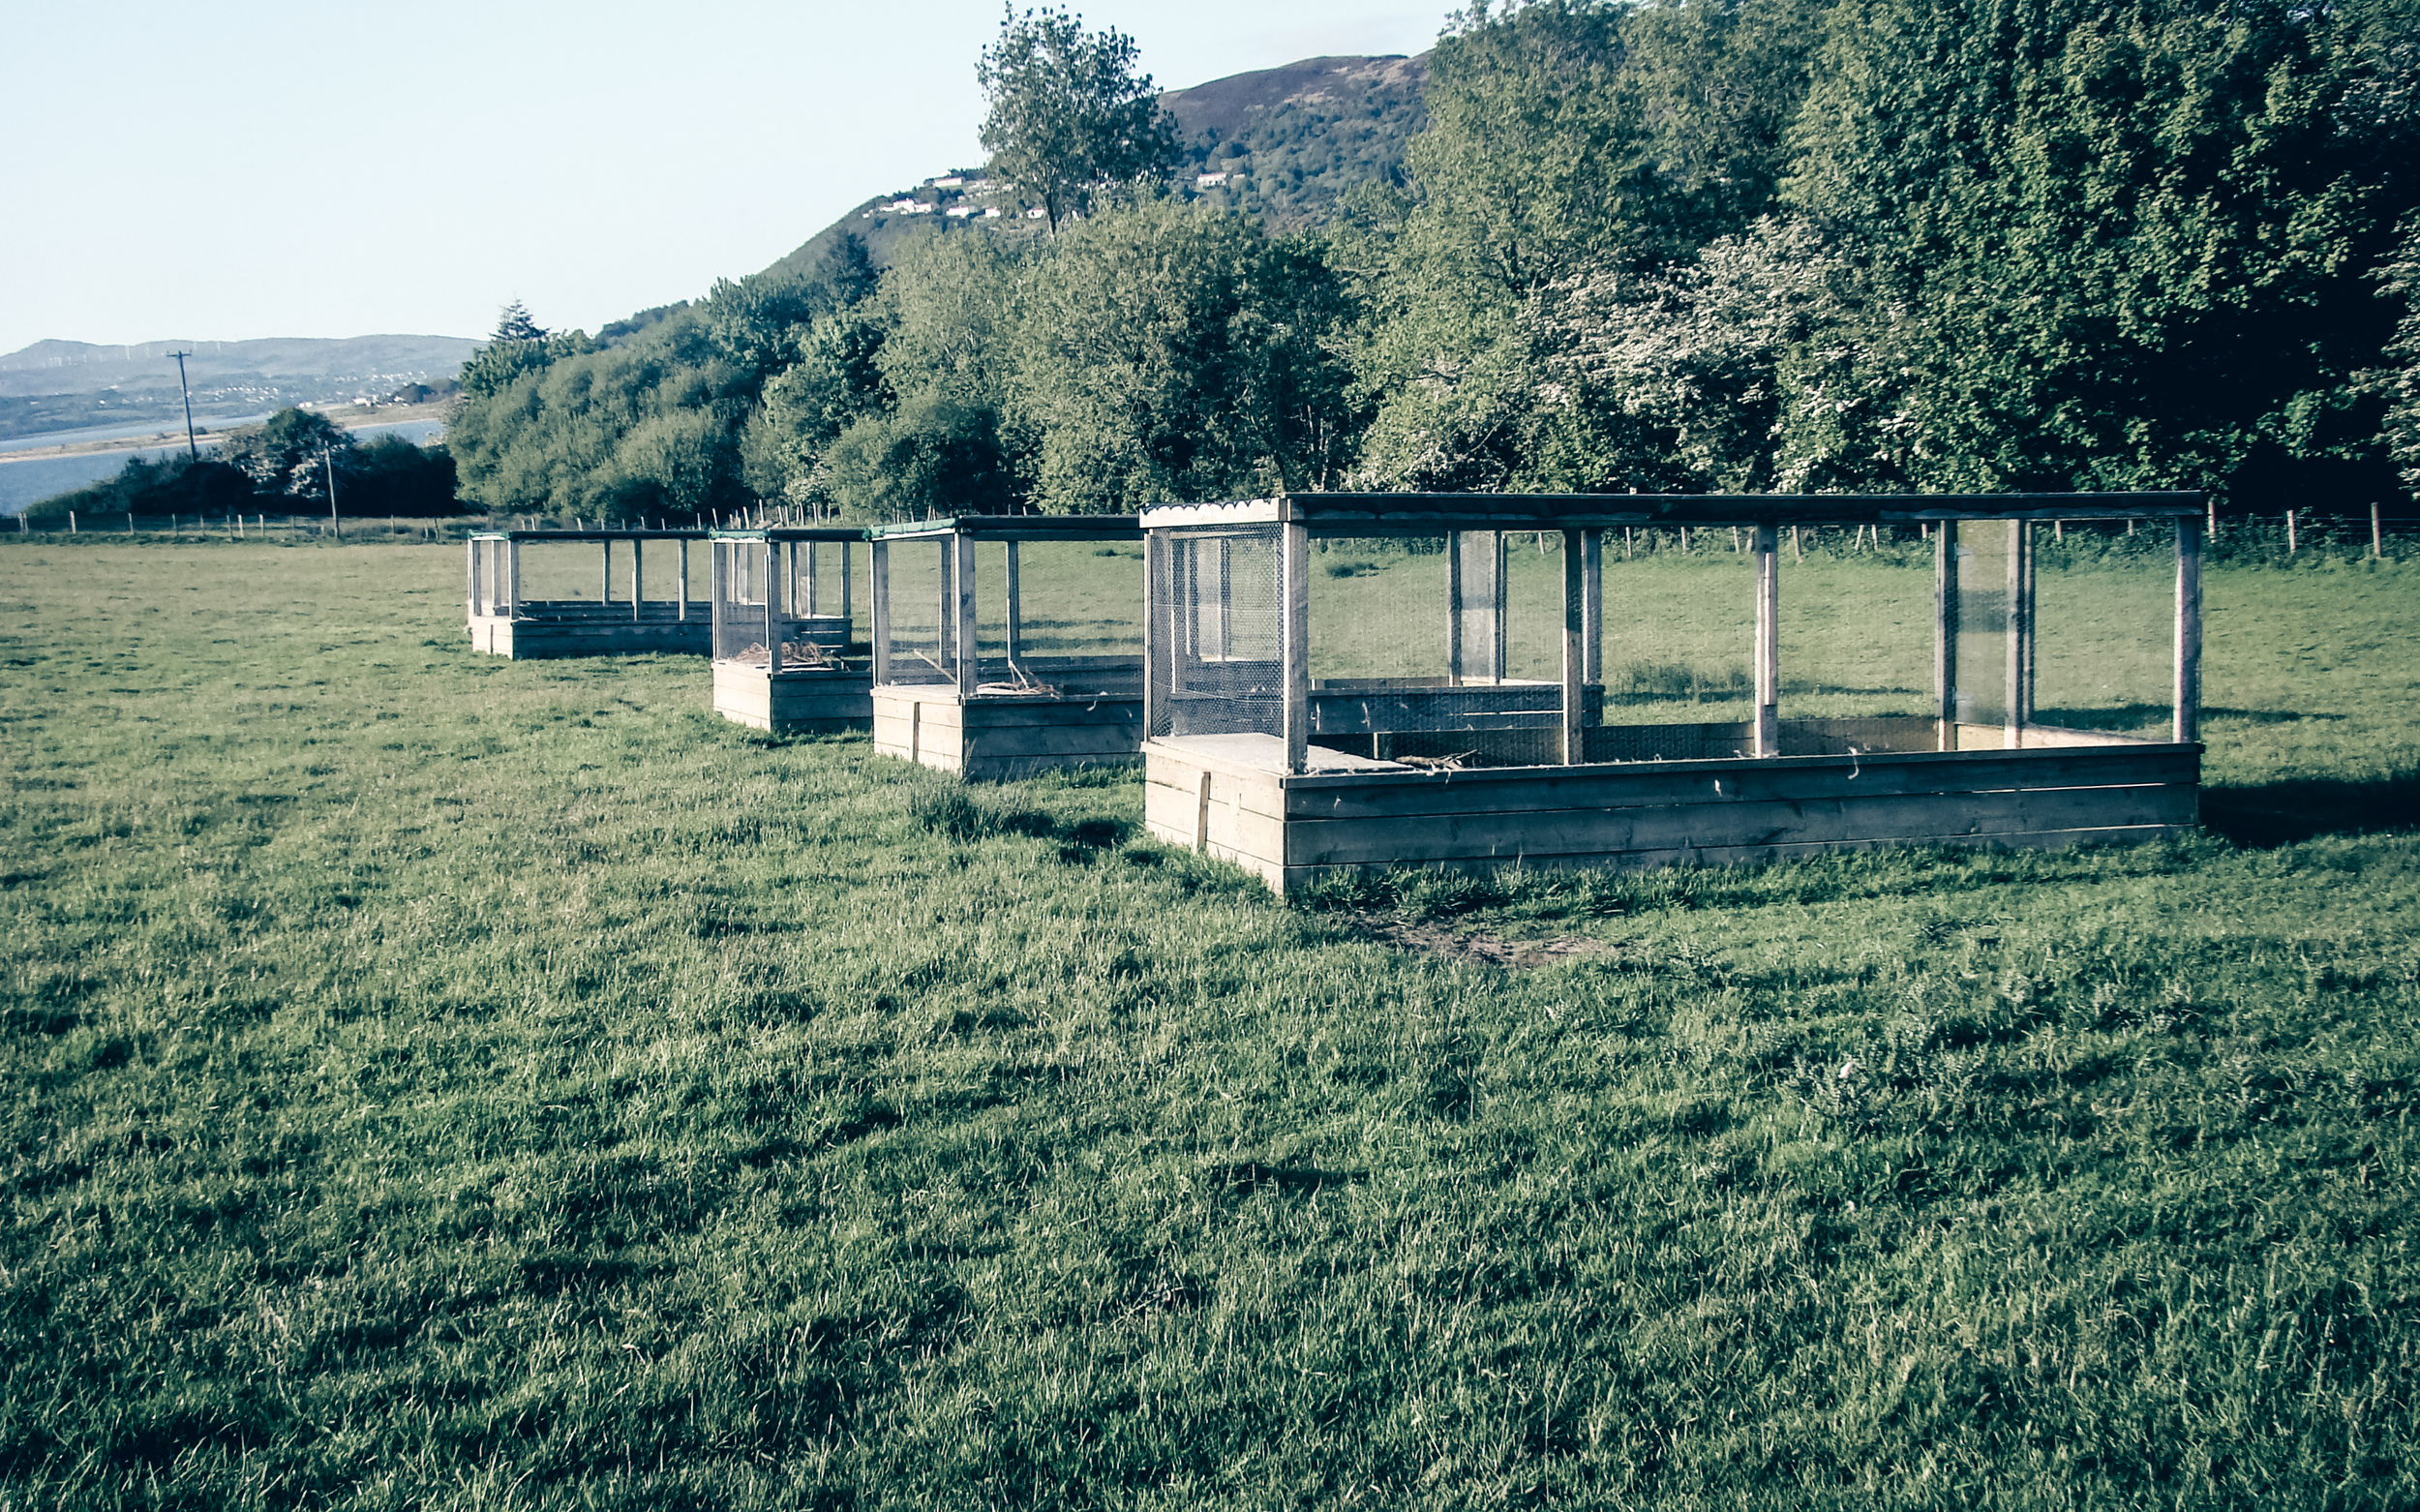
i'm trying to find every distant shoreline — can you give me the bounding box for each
[0,401,452,464]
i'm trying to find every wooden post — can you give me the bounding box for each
[1142,530,1167,739]
[1283,520,1310,775]
[839,539,852,627]
[766,542,783,675]
[870,539,891,684]
[506,539,521,620]
[1581,528,1603,691]
[1753,524,1779,757]
[953,532,979,698]
[2285,508,2297,555]
[1934,521,1956,751]
[1195,769,1212,854]
[2374,500,2383,559]
[2206,497,2217,541]
[1004,539,1022,668]
[2006,520,2032,748]
[709,539,726,660]
[1790,525,1802,565]
[678,538,689,620]
[1488,531,1507,684]
[803,536,820,618]
[468,539,481,618]
[1446,530,1464,685]
[631,538,643,621]
[1561,529,1586,764]
[601,539,613,604]
[2175,516,2201,743]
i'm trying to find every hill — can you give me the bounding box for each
[755,52,1427,289]
[0,334,482,441]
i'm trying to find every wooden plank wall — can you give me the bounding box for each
[1143,740,2198,894]
[874,689,1147,779]
[712,665,872,732]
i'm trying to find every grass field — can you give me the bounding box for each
[4,538,2419,1509]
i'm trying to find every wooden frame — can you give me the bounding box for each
[466,529,711,658]
[1138,492,2207,893]
[707,527,872,733]
[867,515,1147,779]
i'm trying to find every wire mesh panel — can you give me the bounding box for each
[514,539,610,607]
[1151,526,1286,739]
[2032,520,2174,741]
[877,537,953,685]
[1589,528,1757,762]
[711,539,767,662]
[968,538,1145,697]
[1950,520,2016,739]
[1777,525,1937,754]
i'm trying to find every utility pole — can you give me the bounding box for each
[167,349,198,457]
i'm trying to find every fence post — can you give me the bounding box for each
[2375,501,2383,560]
[2285,509,2297,555]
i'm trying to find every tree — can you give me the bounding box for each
[493,300,547,343]
[1783,0,2420,499]
[1008,199,1358,509]
[978,5,1182,232]
[219,408,355,504]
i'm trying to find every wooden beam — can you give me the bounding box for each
[2006,520,2027,750]
[1284,521,1310,775]
[1446,530,1465,686]
[1581,528,1603,691]
[954,532,980,698]
[1005,539,1022,668]
[870,540,891,685]
[1142,530,1167,739]
[1935,522,1955,751]
[2175,516,2201,743]
[766,542,783,676]
[1562,529,1586,764]
[1753,524,1778,756]
[1488,531,1507,684]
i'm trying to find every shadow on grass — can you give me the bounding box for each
[2201,771,2420,848]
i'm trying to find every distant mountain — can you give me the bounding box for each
[754,53,1427,289]
[0,334,482,441]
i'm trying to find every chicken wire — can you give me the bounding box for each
[712,536,863,670]
[2031,519,2177,741]
[1588,527,1757,763]
[1150,525,1287,739]
[1775,523,1937,755]
[968,538,1145,697]
[879,536,955,686]
[880,534,1145,696]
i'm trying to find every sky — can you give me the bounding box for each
[0,0,1450,358]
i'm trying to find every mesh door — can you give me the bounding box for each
[712,539,771,663]
[1778,524,1936,754]
[882,537,954,685]
[1950,521,2016,740]
[970,538,1144,697]
[1153,526,1285,738]
[514,539,610,612]
[2032,520,2174,741]
[1591,527,1757,762]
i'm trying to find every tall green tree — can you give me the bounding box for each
[1346,0,1829,491]
[1008,198,1358,510]
[978,5,1182,232]
[219,408,355,504]
[1783,0,2420,499]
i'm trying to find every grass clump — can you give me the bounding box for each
[2,540,2420,1508]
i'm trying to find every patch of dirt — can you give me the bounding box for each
[1346,913,1615,969]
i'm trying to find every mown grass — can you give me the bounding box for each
[3,539,2419,1509]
